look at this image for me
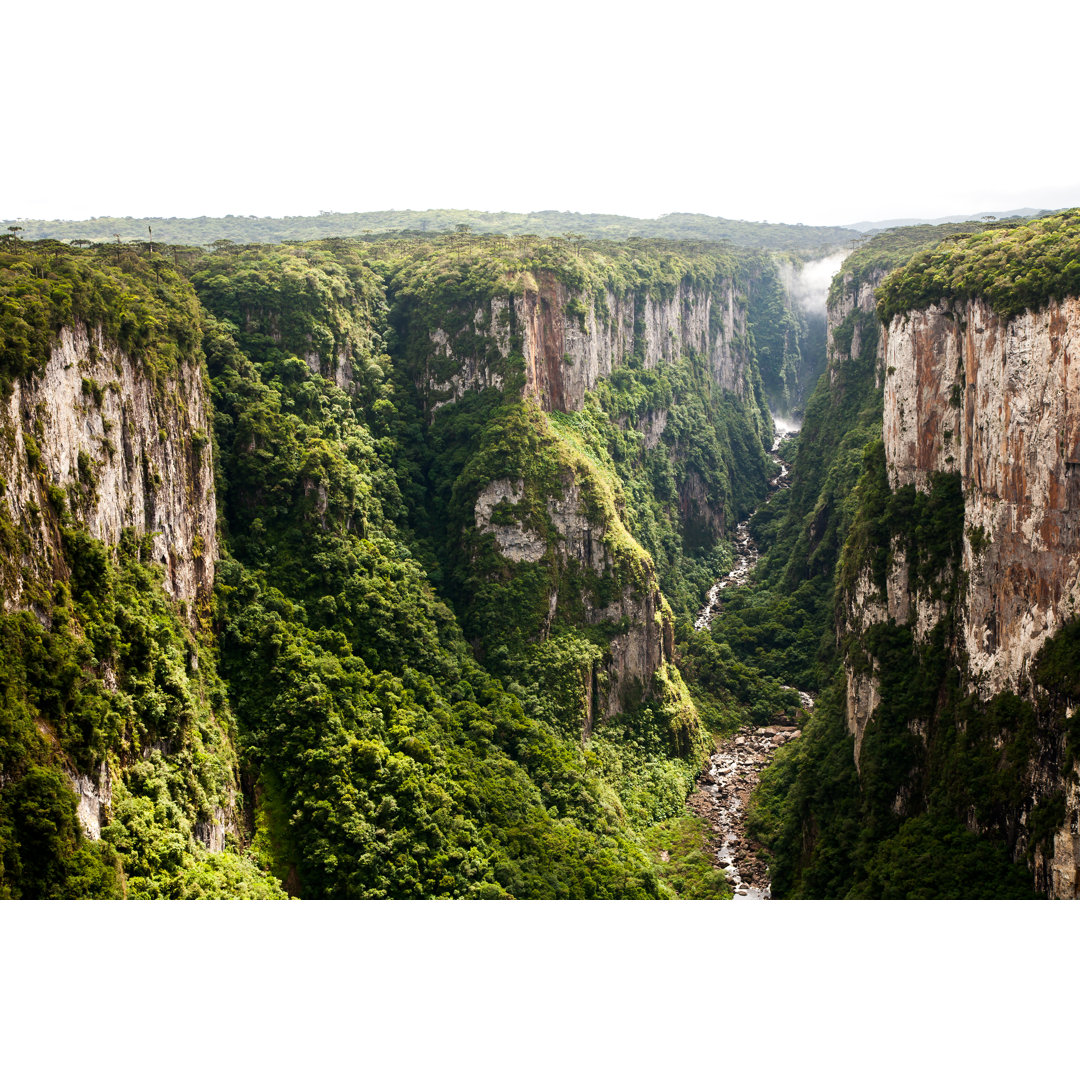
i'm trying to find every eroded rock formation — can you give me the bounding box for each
[424,271,752,415]
[883,297,1080,694]
[473,474,675,720]
[841,293,1080,897]
[1,323,217,618]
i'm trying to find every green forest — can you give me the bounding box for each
[3,209,858,251]
[0,231,799,899]
[1,211,1077,900]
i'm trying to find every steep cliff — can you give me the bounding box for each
[834,213,1080,898]
[741,222,1056,900]
[882,296,1080,695]
[0,233,782,900]
[419,269,755,416]
[391,240,774,735]
[0,246,281,898]
[840,292,1080,897]
[1,323,217,617]
[750,254,839,417]
[189,240,718,899]
[464,404,680,727]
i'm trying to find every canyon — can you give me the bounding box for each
[3,211,1080,899]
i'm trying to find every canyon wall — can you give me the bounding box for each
[423,271,754,417]
[404,260,771,736]
[828,269,889,753]
[841,293,1080,897]
[473,472,675,723]
[883,297,1080,897]
[415,264,770,733]
[0,318,231,853]
[0,322,217,617]
[883,297,1080,695]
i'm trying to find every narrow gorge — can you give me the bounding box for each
[3,211,1079,899]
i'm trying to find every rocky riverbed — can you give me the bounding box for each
[688,418,809,899]
[687,723,802,899]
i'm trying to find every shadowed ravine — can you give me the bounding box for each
[690,417,811,899]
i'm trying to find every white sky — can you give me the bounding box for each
[5,0,1079,226]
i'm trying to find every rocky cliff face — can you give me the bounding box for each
[828,270,889,751]
[0,322,217,618]
[424,271,752,417]
[883,297,1080,694]
[414,264,767,735]
[824,270,886,398]
[884,297,1080,897]
[0,319,226,848]
[474,470,675,723]
[841,294,1080,897]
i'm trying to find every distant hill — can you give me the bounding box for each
[845,207,1056,233]
[0,208,859,251]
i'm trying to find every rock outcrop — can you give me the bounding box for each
[883,297,1080,695]
[417,261,771,738]
[424,271,753,415]
[822,268,889,750]
[473,473,675,721]
[0,319,229,848]
[0,322,217,618]
[842,293,1080,897]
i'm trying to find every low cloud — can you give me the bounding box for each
[779,252,846,315]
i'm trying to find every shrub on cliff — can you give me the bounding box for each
[877,210,1080,323]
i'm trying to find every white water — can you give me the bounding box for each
[690,415,816,900]
[694,416,799,632]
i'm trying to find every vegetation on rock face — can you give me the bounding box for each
[705,234,898,715]
[710,224,988,705]
[745,445,1048,899]
[194,244,717,898]
[747,258,808,415]
[13,208,1069,900]
[643,814,732,899]
[0,232,795,899]
[826,220,1016,309]
[0,528,283,899]
[738,215,1080,899]
[0,241,202,394]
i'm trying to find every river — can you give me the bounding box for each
[694,416,799,632]
[689,415,811,900]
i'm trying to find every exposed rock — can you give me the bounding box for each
[193,808,227,854]
[547,483,609,575]
[428,325,506,411]
[473,479,546,562]
[695,423,795,630]
[70,761,112,842]
[475,473,673,719]
[0,321,230,844]
[1049,777,1080,899]
[423,272,754,415]
[424,265,770,743]
[884,296,1080,696]
[0,323,217,618]
[843,291,1080,897]
[686,724,781,900]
